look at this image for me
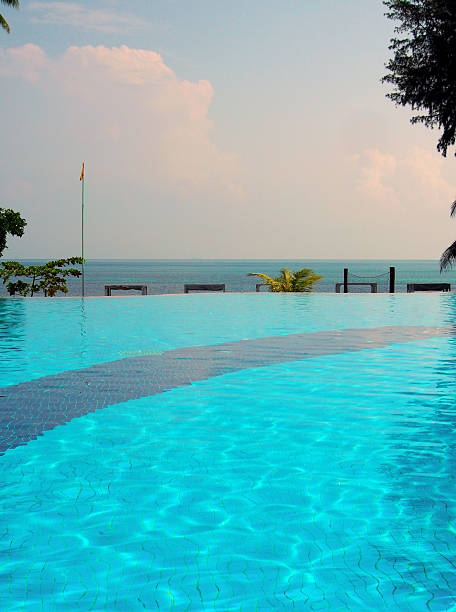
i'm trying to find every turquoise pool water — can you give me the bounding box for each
[1,294,456,610]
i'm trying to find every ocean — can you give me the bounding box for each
[0,259,453,296]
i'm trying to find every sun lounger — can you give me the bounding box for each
[407,283,450,292]
[105,284,147,295]
[184,284,225,293]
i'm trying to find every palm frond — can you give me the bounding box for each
[247,272,275,283]
[277,268,293,291]
[247,272,280,291]
[0,14,10,32]
[249,268,323,292]
[0,2,19,34]
[450,200,456,217]
[440,240,456,271]
[292,269,323,292]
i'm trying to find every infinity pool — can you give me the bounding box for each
[1,294,456,610]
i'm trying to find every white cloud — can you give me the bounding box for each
[0,44,243,257]
[352,147,455,212]
[0,43,48,81]
[354,149,398,205]
[27,2,148,32]
[0,43,239,193]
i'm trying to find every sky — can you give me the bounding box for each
[1,0,455,260]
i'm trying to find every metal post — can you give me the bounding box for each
[81,163,85,298]
[343,268,348,293]
[389,266,395,293]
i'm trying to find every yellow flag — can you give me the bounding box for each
[80,163,85,181]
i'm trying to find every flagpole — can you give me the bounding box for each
[81,162,85,297]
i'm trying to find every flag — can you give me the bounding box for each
[80,163,85,181]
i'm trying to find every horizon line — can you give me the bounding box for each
[3,257,446,262]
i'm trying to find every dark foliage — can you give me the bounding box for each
[0,207,26,257]
[0,257,83,296]
[383,0,456,156]
[440,197,456,270]
[1,0,19,33]
[440,240,456,271]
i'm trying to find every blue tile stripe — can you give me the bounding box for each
[0,325,454,455]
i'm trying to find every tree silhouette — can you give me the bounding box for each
[0,207,26,257]
[383,1,456,157]
[1,0,19,34]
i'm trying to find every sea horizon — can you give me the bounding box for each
[1,258,454,297]
[8,257,447,261]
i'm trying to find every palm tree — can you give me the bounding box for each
[440,199,456,272]
[247,267,322,292]
[1,0,19,34]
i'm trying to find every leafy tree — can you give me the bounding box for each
[383,2,456,270]
[382,0,456,157]
[0,207,26,257]
[0,257,83,296]
[1,0,19,34]
[247,268,322,292]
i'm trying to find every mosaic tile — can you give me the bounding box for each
[0,325,454,455]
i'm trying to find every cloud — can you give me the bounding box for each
[0,43,48,81]
[352,147,455,212]
[0,43,239,191]
[27,2,148,32]
[354,149,398,205]
[0,44,242,256]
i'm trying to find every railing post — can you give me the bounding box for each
[389,267,396,293]
[343,268,348,293]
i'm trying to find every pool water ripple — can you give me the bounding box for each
[2,296,456,609]
[0,325,454,456]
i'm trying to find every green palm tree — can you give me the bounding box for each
[440,199,456,271]
[1,0,19,34]
[247,267,322,292]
